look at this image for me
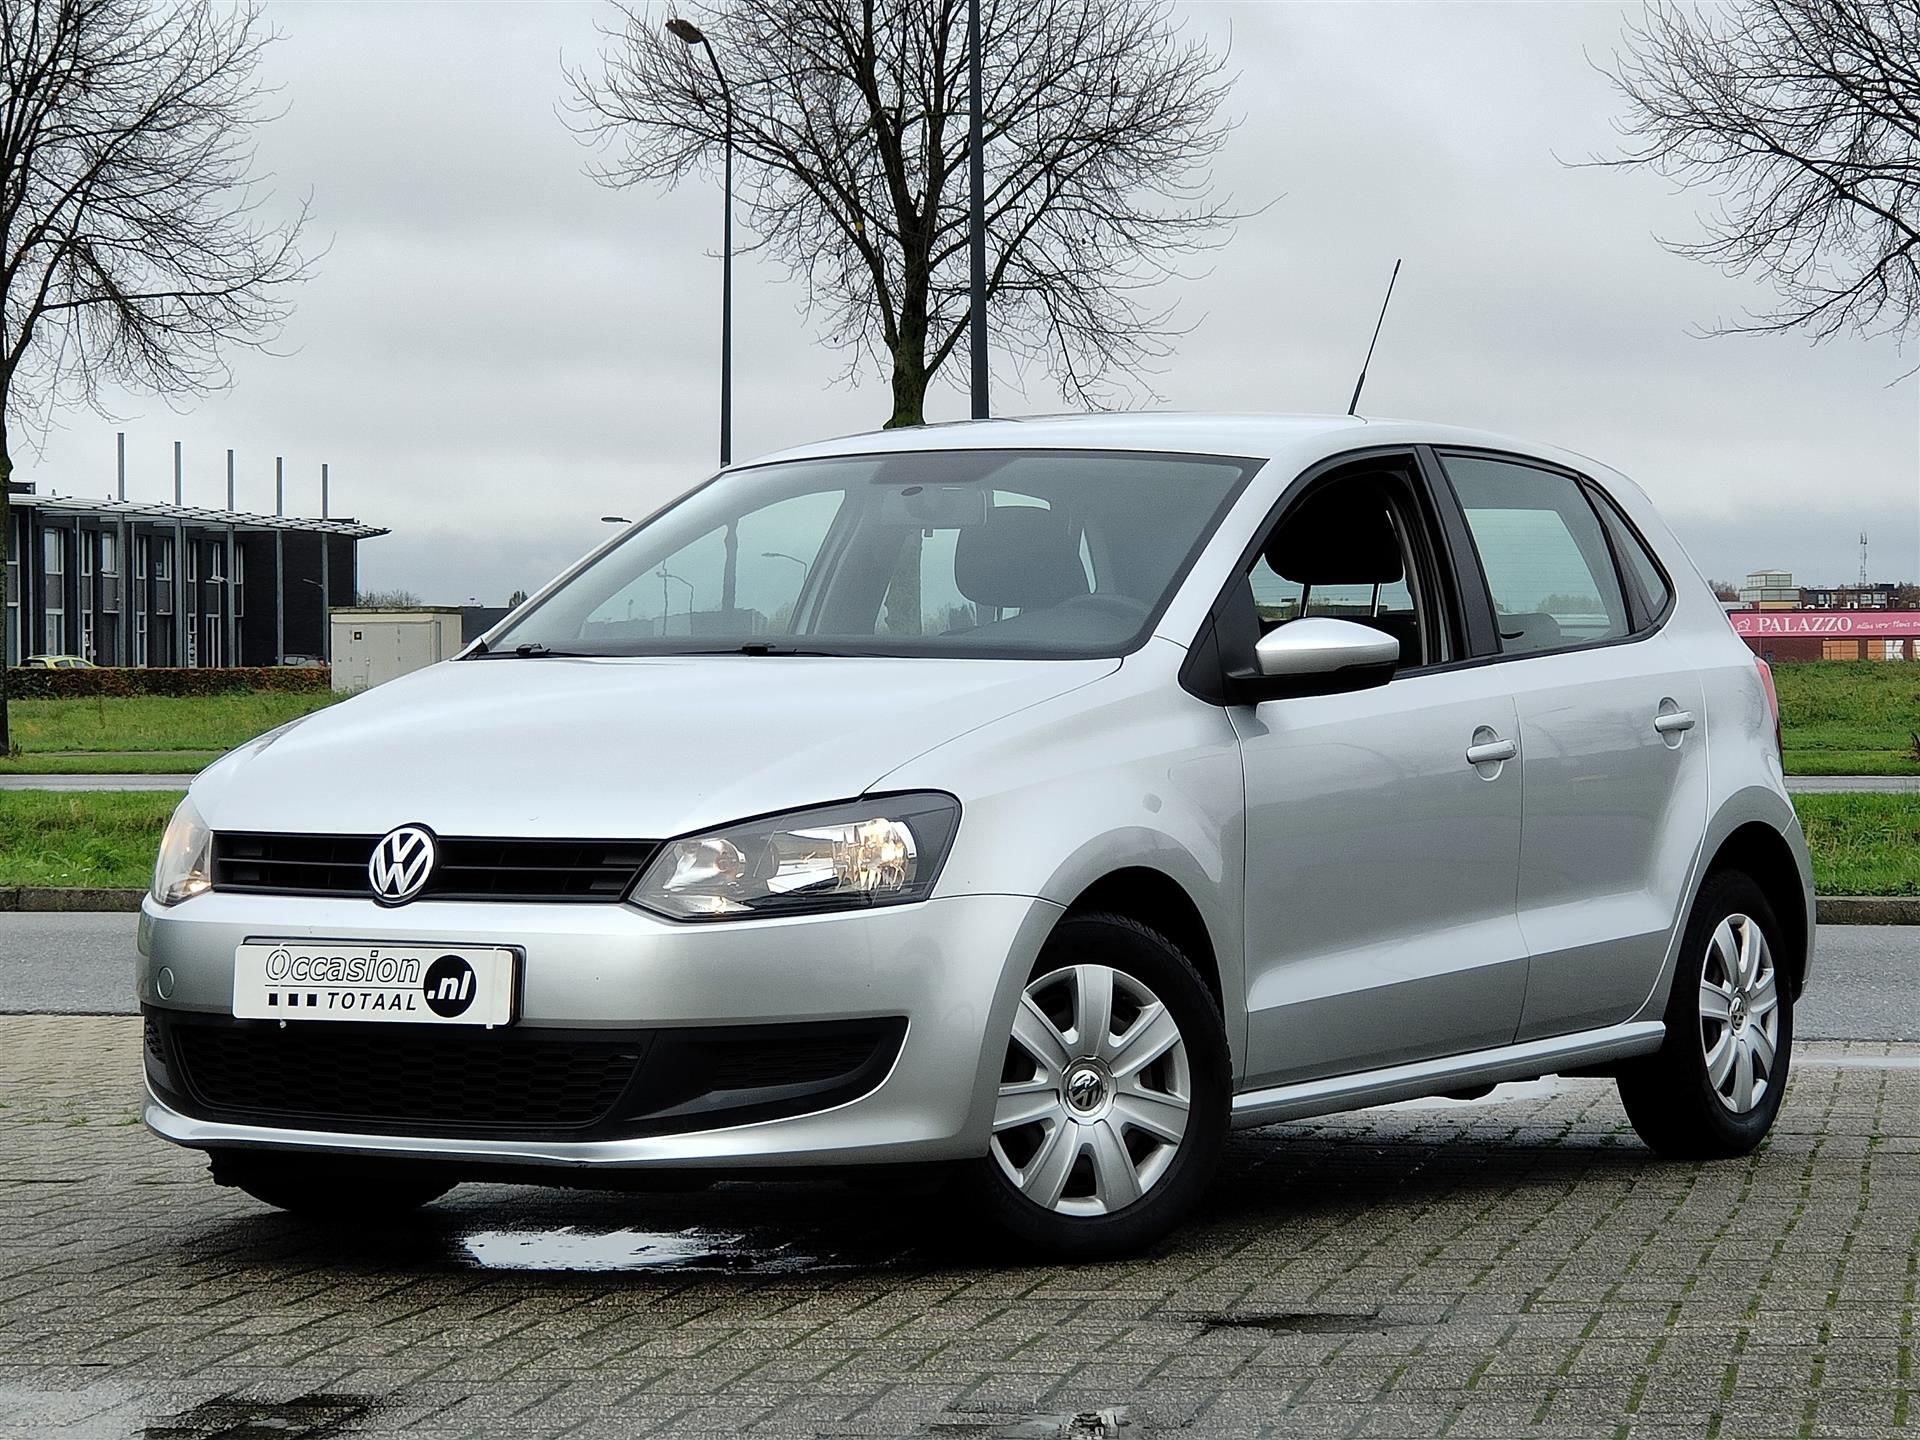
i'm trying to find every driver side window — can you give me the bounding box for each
[1244,471,1445,670]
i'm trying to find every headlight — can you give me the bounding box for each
[151,797,213,906]
[631,793,960,921]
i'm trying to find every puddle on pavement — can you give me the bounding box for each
[1176,1309,1390,1335]
[993,1409,1138,1438]
[458,1223,882,1274]
[932,1407,1139,1438]
[145,1393,377,1439]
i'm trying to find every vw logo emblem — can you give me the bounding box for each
[368,824,437,906]
[1065,1066,1107,1114]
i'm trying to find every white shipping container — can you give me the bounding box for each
[329,608,465,691]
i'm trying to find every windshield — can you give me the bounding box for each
[485,448,1259,659]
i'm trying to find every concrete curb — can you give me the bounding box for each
[1815,896,1920,926]
[0,888,145,912]
[1,888,1916,924]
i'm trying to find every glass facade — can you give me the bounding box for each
[3,492,376,670]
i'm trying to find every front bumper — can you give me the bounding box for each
[140,889,1060,1169]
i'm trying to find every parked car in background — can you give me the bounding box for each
[139,414,1814,1258]
[22,654,96,668]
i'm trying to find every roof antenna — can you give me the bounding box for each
[1346,258,1403,417]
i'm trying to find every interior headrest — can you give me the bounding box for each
[954,507,1089,611]
[1266,483,1404,586]
[1495,611,1563,654]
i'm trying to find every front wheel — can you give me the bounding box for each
[1618,871,1794,1159]
[963,912,1229,1259]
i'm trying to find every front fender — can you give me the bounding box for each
[876,645,1249,1071]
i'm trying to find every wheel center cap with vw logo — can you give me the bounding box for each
[1064,1061,1112,1116]
[368,824,437,906]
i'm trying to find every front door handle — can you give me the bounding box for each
[1465,734,1517,766]
[1653,709,1696,734]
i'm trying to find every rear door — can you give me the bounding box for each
[1436,452,1709,1040]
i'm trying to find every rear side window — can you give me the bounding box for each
[1442,454,1630,657]
[1588,486,1673,626]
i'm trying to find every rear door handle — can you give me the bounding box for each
[1654,710,1696,734]
[1465,736,1517,766]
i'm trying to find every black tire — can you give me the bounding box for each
[962,911,1229,1260]
[211,1153,456,1218]
[1618,870,1794,1159]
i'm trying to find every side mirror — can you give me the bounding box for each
[1229,617,1400,701]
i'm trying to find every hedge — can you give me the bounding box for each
[2,666,332,699]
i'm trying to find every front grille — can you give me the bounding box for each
[211,832,659,904]
[147,1013,910,1141]
[167,1022,646,1134]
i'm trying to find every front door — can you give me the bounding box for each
[1233,459,1529,1089]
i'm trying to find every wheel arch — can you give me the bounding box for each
[1060,866,1224,1012]
[1702,819,1812,999]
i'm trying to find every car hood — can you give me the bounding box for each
[190,654,1118,839]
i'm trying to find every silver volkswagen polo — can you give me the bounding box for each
[141,415,1814,1257]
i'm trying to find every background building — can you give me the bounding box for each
[4,481,385,667]
[1799,581,1899,610]
[1730,610,1920,663]
[1737,569,1801,610]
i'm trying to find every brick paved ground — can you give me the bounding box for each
[1,1015,1915,1439]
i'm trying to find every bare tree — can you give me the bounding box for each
[0,0,308,750]
[568,0,1241,431]
[356,588,421,609]
[1601,0,1920,340]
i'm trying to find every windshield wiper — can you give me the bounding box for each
[471,643,592,659]
[680,643,848,657]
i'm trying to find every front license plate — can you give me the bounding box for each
[233,940,517,1027]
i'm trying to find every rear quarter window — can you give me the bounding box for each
[1587,486,1674,627]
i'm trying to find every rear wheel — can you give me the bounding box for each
[1618,871,1793,1159]
[212,1154,456,1217]
[965,912,1229,1259]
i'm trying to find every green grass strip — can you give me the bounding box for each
[0,792,181,889]
[1792,792,1920,897]
[6,692,338,755]
[0,752,214,775]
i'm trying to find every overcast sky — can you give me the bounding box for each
[17,1,1920,602]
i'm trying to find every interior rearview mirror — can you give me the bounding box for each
[875,484,988,529]
[1230,617,1400,701]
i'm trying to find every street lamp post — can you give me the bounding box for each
[967,0,988,419]
[658,567,693,629]
[761,549,811,583]
[667,17,734,467]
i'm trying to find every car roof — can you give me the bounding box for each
[745,412,1616,483]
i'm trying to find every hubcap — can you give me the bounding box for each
[1064,1062,1112,1116]
[990,964,1192,1217]
[1698,912,1781,1114]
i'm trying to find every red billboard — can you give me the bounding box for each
[1728,610,1920,637]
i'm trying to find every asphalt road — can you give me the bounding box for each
[2,910,1912,1039]
[0,773,189,790]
